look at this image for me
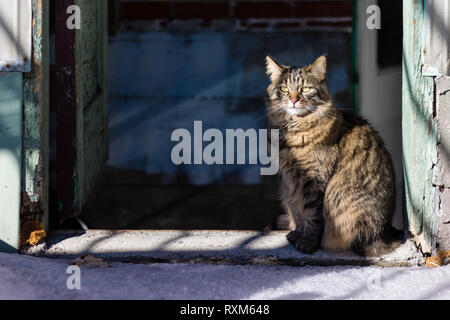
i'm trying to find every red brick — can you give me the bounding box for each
[172,2,230,19]
[120,2,170,20]
[120,1,354,21]
[234,1,294,19]
[293,1,353,19]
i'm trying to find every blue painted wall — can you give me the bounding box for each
[108,30,352,185]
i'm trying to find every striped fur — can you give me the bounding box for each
[265,56,400,257]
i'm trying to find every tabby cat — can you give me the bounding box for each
[265,55,400,257]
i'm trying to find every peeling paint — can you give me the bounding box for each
[20,191,44,240]
[403,0,437,254]
[21,0,49,230]
[0,60,31,72]
[434,76,450,250]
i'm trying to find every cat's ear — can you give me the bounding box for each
[266,56,283,82]
[309,56,327,80]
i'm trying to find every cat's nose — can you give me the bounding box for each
[290,97,298,104]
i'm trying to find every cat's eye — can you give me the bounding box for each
[280,87,289,93]
[302,87,312,93]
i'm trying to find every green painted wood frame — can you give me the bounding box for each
[402,0,437,254]
[0,0,441,256]
[0,0,49,252]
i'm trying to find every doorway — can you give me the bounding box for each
[49,1,356,231]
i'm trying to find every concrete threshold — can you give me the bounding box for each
[22,230,426,267]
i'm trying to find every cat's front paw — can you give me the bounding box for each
[287,230,320,254]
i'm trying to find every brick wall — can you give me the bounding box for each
[116,0,353,31]
[107,0,353,185]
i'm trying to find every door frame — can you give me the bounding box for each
[0,0,49,252]
[0,0,448,255]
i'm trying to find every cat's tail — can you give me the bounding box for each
[352,226,404,257]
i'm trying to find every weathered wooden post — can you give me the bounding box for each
[403,0,450,255]
[0,0,49,252]
[22,0,50,240]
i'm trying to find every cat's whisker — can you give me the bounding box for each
[317,108,354,126]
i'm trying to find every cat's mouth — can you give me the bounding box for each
[285,105,316,117]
